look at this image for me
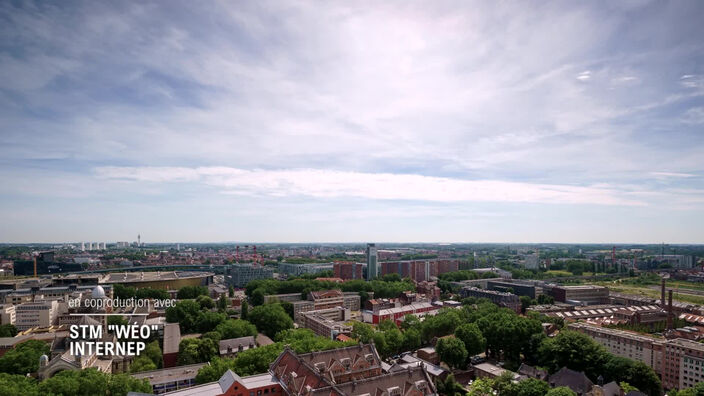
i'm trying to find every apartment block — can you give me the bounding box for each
[333,262,364,281]
[14,300,59,330]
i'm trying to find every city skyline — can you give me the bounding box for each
[1,1,704,243]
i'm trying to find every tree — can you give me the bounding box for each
[107,373,153,396]
[228,286,235,298]
[215,319,257,339]
[603,356,661,396]
[0,373,40,396]
[400,314,420,330]
[280,301,294,320]
[178,338,218,365]
[504,378,550,396]
[537,294,554,305]
[218,295,229,311]
[372,332,390,359]
[197,311,228,333]
[0,324,17,337]
[0,340,50,375]
[177,285,208,299]
[538,330,609,378]
[467,378,493,396]
[251,288,266,306]
[454,323,485,357]
[351,322,375,343]
[546,387,577,396]
[402,328,422,351]
[384,328,404,356]
[381,273,402,282]
[166,300,201,333]
[378,319,397,332]
[143,340,163,369]
[249,304,293,338]
[196,295,215,310]
[519,295,533,314]
[435,374,465,396]
[130,355,157,373]
[240,300,249,319]
[436,337,468,369]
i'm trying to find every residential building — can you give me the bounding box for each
[459,286,521,313]
[219,336,256,358]
[366,243,378,280]
[278,263,333,277]
[333,262,363,281]
[568,323,664,371]
[548,367,594,396]
[161,370,282,396]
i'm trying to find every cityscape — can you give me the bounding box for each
[1,1,704,396]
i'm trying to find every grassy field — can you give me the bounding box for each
[597,281,704,305]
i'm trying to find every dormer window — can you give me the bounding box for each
[387,386,401,396]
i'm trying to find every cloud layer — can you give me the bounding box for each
[0,1,703,242]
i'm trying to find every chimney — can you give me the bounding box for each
[33,256,37,277]
[667,290,674,330]
[661,279,666,308]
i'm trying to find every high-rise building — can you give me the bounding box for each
[88,242,93,251]
[80,242,85,252]
[366,243,378,280]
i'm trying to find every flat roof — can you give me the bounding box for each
[131,363,206,384]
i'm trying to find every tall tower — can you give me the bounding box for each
[81,242,85,252]
[138,234,141,247]
[366,243,378,281]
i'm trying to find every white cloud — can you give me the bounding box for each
[650,171,697,178]
[577,70,592,81]
[94,166,644,206]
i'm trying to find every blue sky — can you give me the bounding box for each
[1,1,703,243]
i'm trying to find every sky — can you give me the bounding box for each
[1,1,703,244]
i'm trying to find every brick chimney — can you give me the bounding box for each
[661,278,666,308]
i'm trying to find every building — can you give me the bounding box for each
[158,344,437,396]
[524,254,539,270]
[12,251,83,276]
[661,338,704,390]
[415,281,441,300]
[547,304,663,323]
[333,262,364,281]
[548,367,594,396]
[278,263,333,277]
[474,363,518,380]
[550,285,609,305]
[228,264,274,288]
[270,343,436,396]
[219,336,256,358]
[459,286,520,313]
[0,304,16,325]
[366,302,439,325]
[131,363,206,394]
[301,307,352,339]
[160,370,282,396]
[266,290,361,323]
[101,271,213,290]
[487,280,540,299]
[14,300,60,330]
[380,260,460,282]
[366,243,378,281]
[568,323,664,371]
[163,323,181,368]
